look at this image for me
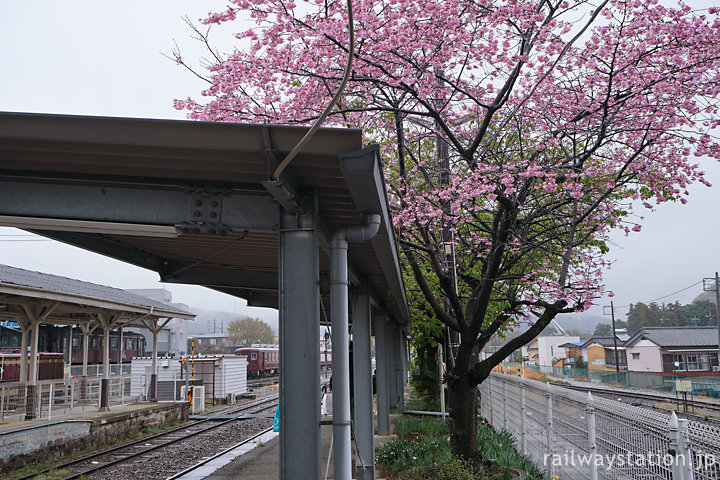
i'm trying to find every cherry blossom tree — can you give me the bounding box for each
[175,0,720,467]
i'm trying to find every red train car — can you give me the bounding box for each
[0,325,145,365]
[235,345,332,377]
[235,345,279,377]
[0,352,64,382]
[69,330,145,364]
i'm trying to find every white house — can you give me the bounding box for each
[624,327,719,374]
[527,335,581,367]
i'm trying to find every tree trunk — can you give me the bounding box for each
[448,372,481,469]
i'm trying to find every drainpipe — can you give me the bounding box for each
[332,213,381,480]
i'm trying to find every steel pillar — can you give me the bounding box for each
[331,237,352,480]
[352,282,375,480]
[331,214,380,480]
[373,313,390,436]
[387,324,399,413]
[279,200,321,480]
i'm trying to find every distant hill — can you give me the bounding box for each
[493,310,608,337]
[552,311,609,335]
[693,290,717,305]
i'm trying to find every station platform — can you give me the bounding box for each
[1,392,402,478]
[0,401,188,467]
[201,416,397,480]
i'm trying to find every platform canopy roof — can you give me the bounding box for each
[0,263,194,328]
[0,112,410,328]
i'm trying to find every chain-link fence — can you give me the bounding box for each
[480,372,720,480]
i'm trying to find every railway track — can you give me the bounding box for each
[166,426,275,480]
[247,374,279,388]
[552,382,720,418]
[247,373,332,389]
[16,395,278,480]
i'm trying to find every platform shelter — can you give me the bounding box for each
[0,263,194,417]
[0,112,411,480]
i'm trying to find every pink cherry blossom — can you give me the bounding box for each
[175,0,720,464]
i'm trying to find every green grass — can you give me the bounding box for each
[394,415,450,437]
[399,457,477,480]
[404,395,439,412]
[376,436,453,474]
[376,415,547,479]
[476,426,546,480]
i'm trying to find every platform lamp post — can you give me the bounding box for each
[702,273,720,370]
[602,303,621,374]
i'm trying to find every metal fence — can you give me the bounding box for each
[0,375,137,421]
[521,364,720,399]
[69,363,131,378]
[480,372,720,480]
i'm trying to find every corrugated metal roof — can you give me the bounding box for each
[628,327,719,348]
[0,263,193,318]
[0,112,409,326]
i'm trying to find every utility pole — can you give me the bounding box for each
[702,273,720,370]
[435,69,459,373]
[603,303,620,373]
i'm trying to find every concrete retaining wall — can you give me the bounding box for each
[0,402,188,471]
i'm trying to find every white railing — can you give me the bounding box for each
[0,375,139,422]
[69,363,131,378]
[480,372,720,480]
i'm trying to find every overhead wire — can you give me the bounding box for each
[610,280,704,310]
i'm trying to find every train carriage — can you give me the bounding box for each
[0,324,145,365]
[235,344,279,377]
[235,344,332,378]
[0,352,64,382]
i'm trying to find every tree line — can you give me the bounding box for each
[626,300,717,330]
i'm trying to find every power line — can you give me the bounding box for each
[612,280,703,310]
[0,239,51,242]
[644,281,703,303]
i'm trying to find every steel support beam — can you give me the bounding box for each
[279,195,320,480]
[161,267,278,290]
[373,313,390,436]
[0,180,279,233]
[32,231,282,309]
[352,281,375,480]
